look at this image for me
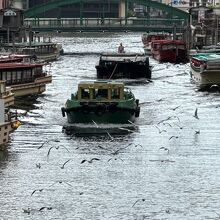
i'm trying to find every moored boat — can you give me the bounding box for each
[1,42,62,62]
[0,62,52,97]
[151,40,188,63]
[96,53,151,79]
[0,81,14,107]
[190,53,220,89]
[61,81,140,124]
[142,32,169,55]
[0,88,20,149]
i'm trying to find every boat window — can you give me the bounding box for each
[177,45,185,50]
[2,72,6,81]
[162,45,168,50]
[111,89,120,99]
[17,71,22,80]
[95,89,108,99]
[12,71,17,82]
[81,88,90,99]
[6,71,12,83]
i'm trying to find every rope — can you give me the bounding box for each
[109,63,118,79]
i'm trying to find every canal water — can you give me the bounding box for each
[0,32,220,220]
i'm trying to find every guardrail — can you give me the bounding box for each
[24,17,186,31]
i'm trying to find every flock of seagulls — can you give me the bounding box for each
[23,106,201,215]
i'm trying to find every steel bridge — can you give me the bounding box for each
[24,0,189,32]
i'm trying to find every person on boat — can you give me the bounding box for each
[118,43,125,53]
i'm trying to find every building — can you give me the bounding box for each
[0,6,24,43]
[28,0,119,18]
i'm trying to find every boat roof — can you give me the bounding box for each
[0,63,43,69]
[78,81,124,88]
[3,42,57,48]
[192,53,220,60]
[100,53,147,62]
[142,32,169,36]
[151,40,186,45]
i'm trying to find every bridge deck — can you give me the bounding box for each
[25,18,186,32]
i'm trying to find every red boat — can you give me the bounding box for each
[142,33,169,55]
[151,40,188,63]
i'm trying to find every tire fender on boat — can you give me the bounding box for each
[135,106,140,117]
[61,107,66,117]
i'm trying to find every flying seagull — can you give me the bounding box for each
[39,207,52,211]
[194,108,199,119]
[31,189,44,196]
[81,158,100,164]
[47,145,69,159]
[132,198,146,207]
[60,159,71,169]
[169,136,179,140]
[159,147,169,154]
[155,125,167,134]
[49,181,72,188]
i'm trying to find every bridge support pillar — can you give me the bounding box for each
[119,0,125,18]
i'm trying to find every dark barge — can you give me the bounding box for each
[95,53,151,79]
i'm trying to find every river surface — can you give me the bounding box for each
[0,32,220,220]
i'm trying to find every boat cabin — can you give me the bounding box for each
[76,81,125,101]
[142,33,169,46]
[151,40,187,63]
[96,53,151,79]
[0,63,45,86]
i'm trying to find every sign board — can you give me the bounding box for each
[4,9,17,16]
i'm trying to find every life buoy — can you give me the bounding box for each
[11,120,21,129]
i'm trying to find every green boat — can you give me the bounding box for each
[61,81,140,124]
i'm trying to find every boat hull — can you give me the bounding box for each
[190,67,220,87]
[64,107,137,124]
[96,53,151,79]
[10,76,52,97]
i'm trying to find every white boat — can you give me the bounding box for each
[190,53,220,88]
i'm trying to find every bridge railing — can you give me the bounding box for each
[24,17,186,28]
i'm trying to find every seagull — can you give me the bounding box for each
[23,208,31,214]
[169,136,179,140]
[108,157,124,162]
[49,181,72,188]
[149,159,175,163]
[81,158,100,164]
[163,122,172,127]
[39,207,52,211]
[194,108,199,119]
[31,189,44,196]
[171,105,181,111]
[128,120,138,127]
[92,120,99,128]
[195,130,200,134]
[118,127,137,133]
[132,198,146,207]
[60,159,71,169]
[106,131,114,141]
[38,139,60,149]
[155,125,167,134]
[36,163,41,169]
[47,145,69,159]
[38,140,49,149]
[159,147,169,154]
